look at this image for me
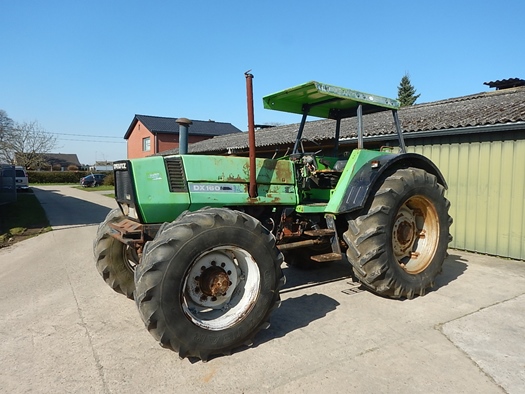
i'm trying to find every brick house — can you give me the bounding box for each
[124,115,241,159]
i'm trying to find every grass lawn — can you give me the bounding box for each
[0,191,51,247]
[0,185,115,248]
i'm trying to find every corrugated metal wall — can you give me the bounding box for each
[407,132,525,260]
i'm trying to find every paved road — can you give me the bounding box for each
[1,185,524,393]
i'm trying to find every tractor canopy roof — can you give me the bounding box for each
[262,81,399,120]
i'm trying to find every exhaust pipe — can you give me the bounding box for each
[245,71,257,198]
[176,117,192,154]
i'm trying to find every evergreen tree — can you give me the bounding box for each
[397,73,421,107]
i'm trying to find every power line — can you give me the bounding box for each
[48,131,123,139]
[57,137,125,143]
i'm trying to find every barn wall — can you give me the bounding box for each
[406,131,525,260]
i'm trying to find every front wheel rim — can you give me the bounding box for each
[123,245,139,272]
[182,246,261,331]
[392,195,439,274]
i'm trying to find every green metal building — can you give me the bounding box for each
[407,129,525,260]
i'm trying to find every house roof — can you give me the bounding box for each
[160,85,525,155]
[44,153,82,167]
[124,115,242,139]
[483,78,525,90]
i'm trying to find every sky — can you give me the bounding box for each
[1,0,523,165]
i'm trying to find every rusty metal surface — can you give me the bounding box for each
[108,219,144,246]
[198,266,230,297]
[310,252,343,262]
[279,216,304,239]
[303,229,335,237]
[245,71,257,198]
[261,159,294,184]
[277,239,328,251]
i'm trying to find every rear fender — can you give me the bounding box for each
[333,153,447,214]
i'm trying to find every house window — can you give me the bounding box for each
[142,137,151,151]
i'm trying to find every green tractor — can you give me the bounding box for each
[94,74,452,361]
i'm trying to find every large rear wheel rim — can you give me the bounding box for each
[182,246,261,331]
[392,195,439,274]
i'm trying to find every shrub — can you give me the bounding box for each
[28,171,89,184]
[103,172,114,186]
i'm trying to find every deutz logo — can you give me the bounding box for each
[113,162,127,170]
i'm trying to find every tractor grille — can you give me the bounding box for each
[114,162,135,205]
[164,157,188,192]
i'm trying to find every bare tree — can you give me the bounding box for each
[0,119,57,169]
[0,110,14,137]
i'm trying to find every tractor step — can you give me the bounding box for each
[303,229,335,237]
[310,252,343,262]
[108,219,144,245]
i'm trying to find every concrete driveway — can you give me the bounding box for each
[0,185,524,393]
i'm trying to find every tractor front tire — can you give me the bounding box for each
[134,208,285,361]
[93,209,138,299]
[344,168,452,299]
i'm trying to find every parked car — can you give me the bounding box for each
[80,174,106,187]
[0,165,29,195]
[15,166,29,191]
[1,165,14,190]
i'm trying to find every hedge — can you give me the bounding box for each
[28,171,112,184]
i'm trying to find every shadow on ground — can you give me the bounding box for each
[238,251,468,359]
[256,293,340,343]
[433,254,468,291]
[280,252,467,299]
[33,188,112,227]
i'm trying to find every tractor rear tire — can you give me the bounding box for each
[343,168,452,299]
[134,208,285,361]
[93,209,138,299]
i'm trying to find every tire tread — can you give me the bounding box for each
[134,208,284,361]
[344,168,452,299]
